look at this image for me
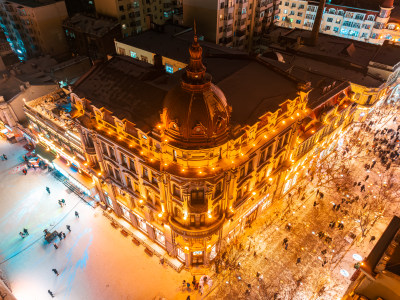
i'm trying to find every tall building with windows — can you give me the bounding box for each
[0,0,69,60]
[93,0,183,37]
[182,0,281,51]
[59,32,357,268]
[277,0,396,44]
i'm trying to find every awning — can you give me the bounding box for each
[53,158,95,191]
[33,144,57,162]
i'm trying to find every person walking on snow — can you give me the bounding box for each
[46,187,50,194]
[23,228,29,235]
[75,211,79,218]
[62,232,66,239]
[3,154,7,160]
[19,232,25,238]
[66,225,71,232]
[52,269,59,276]
[48,290,54,298]
[61,199,65,206]
[53,243,58,250]
[296,257,301,265]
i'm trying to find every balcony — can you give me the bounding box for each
[86,146,96,155]
[168,213,225,238]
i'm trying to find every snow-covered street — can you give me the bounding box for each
[0,140,194,300]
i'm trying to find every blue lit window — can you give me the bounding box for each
[165,64,173,74]
[130,51,137,58]
[142,134,147,140]
[242,8,246,14]
[296,20,301,24]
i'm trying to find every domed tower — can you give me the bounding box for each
[162,30,231,148]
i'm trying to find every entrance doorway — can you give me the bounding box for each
[192,251,204,265]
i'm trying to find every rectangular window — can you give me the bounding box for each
[109,146,115,159]
[165,63,173,74]
[129,158,136,173]
[143,167,148,179]
[327,17,333,22]
[247,160,254,174]
[130,51,137,58]
[296,20,301,24]
[215,182,222,197]
[191,189,204,205]
[237,188,242,200]
[125,176,132,189]
[121,154,128,167]
[240,167,245,178]
[173,184,180,198]
[259,150,265,164]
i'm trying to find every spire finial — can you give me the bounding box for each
[194,19,197,36]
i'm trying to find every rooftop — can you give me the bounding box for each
[362,216,400,277]
[268,28,400,87]
[5,0,64,8]
[72,54,302,133]
[118,24,244,65]
[63,14,120,37]
[309,0,384,11]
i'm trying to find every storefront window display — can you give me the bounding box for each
[154,228,165,246]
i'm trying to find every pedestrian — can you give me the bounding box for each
[320,192,324,199]
[313,201,318,207]
[58,232,63,240]
[182,280,186,291]
[46,187,50,194]
[192,276,196,289]
[296,257,301,265]
[3,154,7,160]
[58,200,62,207]
[75,211,79,218]
[22,169,27,175]
[336,204,341,211]
[360,185,365,192]
[52,268,59,276]
[23,228,29,235]
[61,199,65,206]
[283,238,288,245]
[53,243,58,250]
[62,232,66,239]
[365,175,369,181]
[19,232,25,238]
[66,225,71,232]
[284,243,288,250]
[316,189,319,197]
[370,236,376,243]
[48,290,54,298]
[186,282,190,289]
[186,296,190,300]
[332,204,336,211]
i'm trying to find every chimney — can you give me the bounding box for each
[310,0,326,46]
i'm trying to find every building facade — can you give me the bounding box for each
[55,33,358,268]
[342,216,400,300]
[63,14,122,61]
[93,0,182,37]
[23,88,97,196]
[0,0,69,60]
[183,0,281,51]
[277,0,396,44]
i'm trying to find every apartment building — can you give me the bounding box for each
[183,0,281,51]
[0,0,69,60]
[277,0,395,44]
[93,0,182,37]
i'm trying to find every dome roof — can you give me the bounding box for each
[162,30,231,148]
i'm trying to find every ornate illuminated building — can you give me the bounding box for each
[21,32,355,268]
